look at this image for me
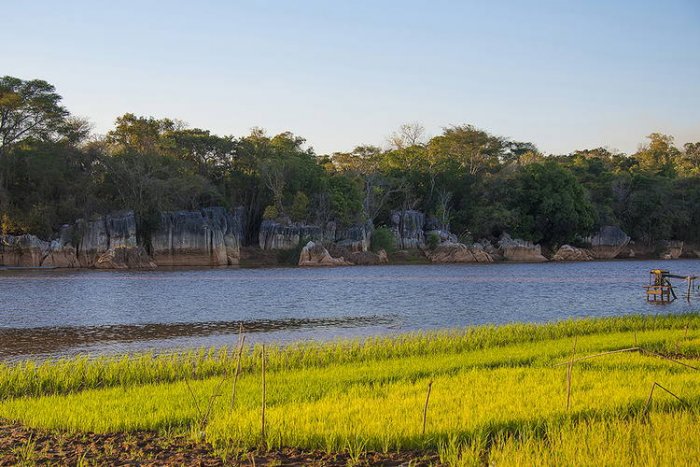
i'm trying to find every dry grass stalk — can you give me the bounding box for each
[422,380,433,436]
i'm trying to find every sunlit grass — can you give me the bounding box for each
[1,313,699,465]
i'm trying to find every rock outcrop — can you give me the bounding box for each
[497,234,548,262]
[94,246,156,269]
[335,221,373,252]
[391,210,425,249]
[660,240,684,260]
[41,225,80,268]
[258,220,323,250]
[347,249,389,266]
[152,208,243,267]
[426,242,494,263]
[552,245,594,261]
[0,234,50,267]
[588,226,630,259]
[76,211,138,268]
[298,241,351,267]
[0,207,244,270]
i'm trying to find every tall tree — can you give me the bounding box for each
[0,76,69,158]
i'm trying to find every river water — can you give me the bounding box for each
[1,260,699,360]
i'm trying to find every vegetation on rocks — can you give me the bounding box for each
[2,76,700,250]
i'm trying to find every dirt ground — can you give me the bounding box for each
[0,419,439,466]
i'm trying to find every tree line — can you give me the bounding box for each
[1,75,699,248]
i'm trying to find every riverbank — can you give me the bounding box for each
[1,314,699,465]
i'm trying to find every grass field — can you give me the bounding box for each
[1,313,699,465]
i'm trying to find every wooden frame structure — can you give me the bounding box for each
[645,269,698,303]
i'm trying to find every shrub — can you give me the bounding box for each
[370,226,396,253]
[427,232,440,250]
[262,205,279,220]
[290,192,309,223]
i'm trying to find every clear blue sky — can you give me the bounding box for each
[3,0,699,155]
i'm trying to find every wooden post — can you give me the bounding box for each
[687,277,693,301]
[261,344,267,447]
[422,380,433,436]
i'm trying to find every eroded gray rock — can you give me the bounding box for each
[391,210,425,249]
[298,241,351,267]
[588,226,630,259]
[552,244,594,261]
[497,233,547,262]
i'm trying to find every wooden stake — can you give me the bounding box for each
[566,336,578,410]
[230,325,246,410]
[422,380,433,436]
[261,344,267,447]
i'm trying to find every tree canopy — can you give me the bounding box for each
[1,76,698,250]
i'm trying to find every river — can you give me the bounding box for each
[1,259,698,360]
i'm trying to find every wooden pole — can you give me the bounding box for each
[566,336,578,410]
[261,344,266,447]
[422,380,433,436]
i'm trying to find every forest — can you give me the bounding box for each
[2,75,699,249]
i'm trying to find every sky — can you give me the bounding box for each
[3,0,699,155]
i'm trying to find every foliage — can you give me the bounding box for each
[290,191,309,222]
[0,314,699,463]
[427,231,440,250]
[262,205,279,221]
[1,75,699,250]
[512,161,596,245]
[370,226,395,253]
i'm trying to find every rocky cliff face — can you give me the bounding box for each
[660,240,684,260]
[42,225,80,268]
[298,241,351,267]
[552,245,594,261]
[152,207,243,267]
[258,220,323,250]
[334,221,372,252]
[0,207,243,269]
[258,219,372,252]
[76,211,140,268]
[0,234,49,267]
[496,234,548,262]
[391,210,425,249]
[588,226,630,259]
[425,242,494,263]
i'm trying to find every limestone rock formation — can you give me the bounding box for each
[552,245,594,261]
[258,220,323,250]
[0,234,50,267]
[474,239,504,261]
[1,207,244,269]
[298,241,351,267]
[497,234,548,262]
[391,210,425,249]
[42,225,80,268]
[152,208,243,267]
[335,221,373,252]
[347,249,389,266]
[588,226,630,259]
[426,242,494,263]
[95,246,157,269]
[660,240,684,259]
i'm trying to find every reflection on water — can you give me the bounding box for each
[0,316,394,360]
[1,259,698,360]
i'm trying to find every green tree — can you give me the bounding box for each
[0,76,69,158]
[634,133,680,176]
[512,161,595,245]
